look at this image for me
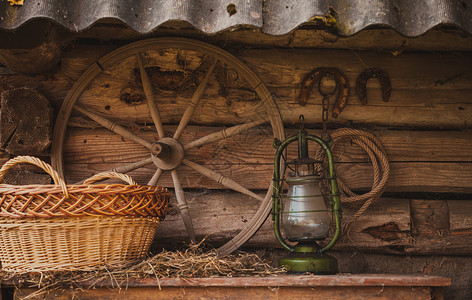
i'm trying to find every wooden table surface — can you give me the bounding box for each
[74,273,451,287]
[9,274,451,300]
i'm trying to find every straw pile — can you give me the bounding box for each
[1,241,286,298]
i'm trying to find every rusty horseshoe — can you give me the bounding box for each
[298,67,350,118]
[356,68,391,104]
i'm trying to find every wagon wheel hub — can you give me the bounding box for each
[151,138,185,171]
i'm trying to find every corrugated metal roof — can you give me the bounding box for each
[0,0,471,37]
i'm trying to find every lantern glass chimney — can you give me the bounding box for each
[281,174,331,242]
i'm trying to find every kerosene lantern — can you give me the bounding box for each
[272,115,342,274]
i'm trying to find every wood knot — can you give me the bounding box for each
[120,92,144,105]
[362,222,400,241]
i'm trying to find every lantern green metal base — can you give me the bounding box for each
[279,245,338,274]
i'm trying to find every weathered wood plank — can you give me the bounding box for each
[348,199,472,255]
[290,28,472,51]
[448,200,472,231]
[239,49,472,128]
[335,253,466,299]
[71,84,472,129]
[152,189,264,247]
[63,127,472,163]
[62,127,472,192]
[13,274,448,299]
[14,286,436,300]
[241,49,472,90]
[62,160,472,193]
[245,198,412,252]
[154,195,472,255]
[57,86,472,130]
[43,274,453,287]
[8,262,459,299]
[154,194,410,251]
[338,162,472,193]
[57,44,470,90]
[2,46,472,128]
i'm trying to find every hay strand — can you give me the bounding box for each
[1,241,286,298]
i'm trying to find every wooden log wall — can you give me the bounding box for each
[0,24,471,298]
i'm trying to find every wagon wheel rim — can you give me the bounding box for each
[51,37,285,255]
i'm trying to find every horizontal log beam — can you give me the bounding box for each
[63,127,472,192]
[154,193,411,251]
[154,193,472,256]
[62,161,472,193]
[64,127,472,163]
[2,46,471,128]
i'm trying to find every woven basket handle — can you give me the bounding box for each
[0,156,69,198]
[83,172,138,185]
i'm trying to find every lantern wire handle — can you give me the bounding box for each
[307,135,342,253]
[299,115,305,131]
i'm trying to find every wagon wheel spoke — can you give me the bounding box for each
[171,169,197,243]
[173,60,217,140]
[183,118,267,150]
[182,159,264,201]
[136,53,165,139]
[74,105,152,149]
[147,168,163,186]
[110,158,154,174]
[82,158,154,184]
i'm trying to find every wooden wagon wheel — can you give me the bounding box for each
[51,38,284,255]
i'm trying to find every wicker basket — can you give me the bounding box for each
[0,156,169,272]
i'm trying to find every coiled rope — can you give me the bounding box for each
[315,128,390,228]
